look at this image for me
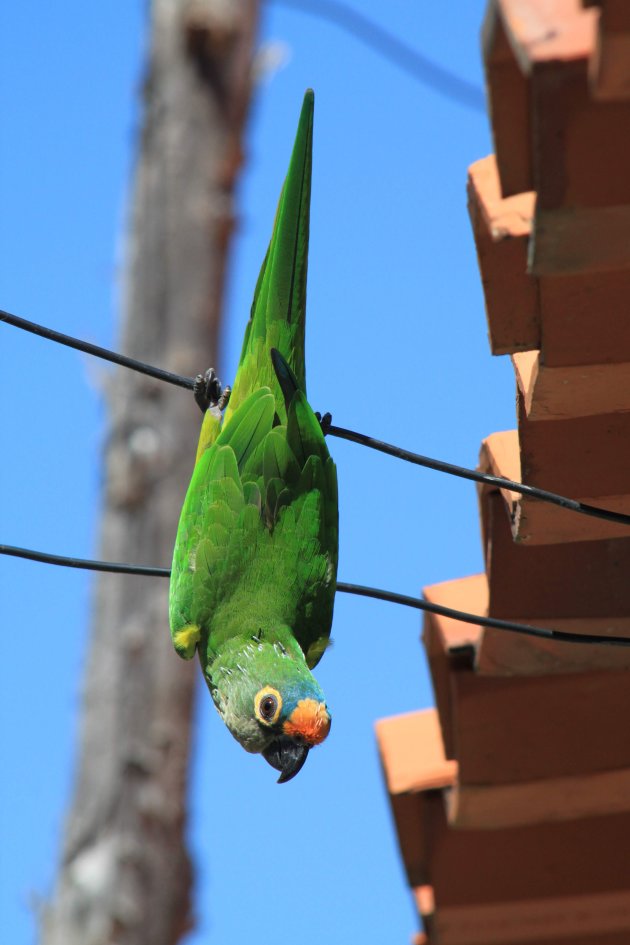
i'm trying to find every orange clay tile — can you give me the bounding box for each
[421,576,484,759]
[512,349,630,420]
[450,663,630,786]
[482,5,532,195]
[449,764,630,830]
[483,0,597,198]
[378,747,630,939]
[381,4,630,941]
[531,205,630,275]
[478,613,630,675]
[497,0,595,71]
[479,429,630,544]
[375,709,456,887]
[481,489,630,620]
[428,787,630,938]
[517,394,630,499]
[421,578,630,782]
[588,0,630,100]
[483,1,630,275]
[469,168,630,357]
[538,270,630,366]
[478,491,630,673]
[467,156,538,354]
[414,885,435,920]
[413,887,434,944]
[435,887,630,945]
[375,710,456,796]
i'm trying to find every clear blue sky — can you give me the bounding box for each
[1,2,515,942]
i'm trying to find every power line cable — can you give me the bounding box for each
[0,309,194,391]
[328,425,630,527]
[0,544,168,578]
[4,309,630,648]
[3,542,629,648]
[3,307,630,528]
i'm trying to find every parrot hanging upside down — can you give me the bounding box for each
[169,90,339,783]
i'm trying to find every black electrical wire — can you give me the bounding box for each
[0,544,169,578]
[338,581,630,649]
[328,425,630,527]
[3,306,630,529]
[0,308,195,392]
[2,543,630,649]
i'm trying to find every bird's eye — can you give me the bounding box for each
[255,686,282,726]
[260,695,277,718]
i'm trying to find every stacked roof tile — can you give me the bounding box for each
[377,2,630,942]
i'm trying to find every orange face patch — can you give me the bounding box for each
[283,699,331,746]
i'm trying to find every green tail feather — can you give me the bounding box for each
[223,90,314,425]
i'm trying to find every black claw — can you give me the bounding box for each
[193,368,230,413]
[217,385,231,412]
[315,411,332,436]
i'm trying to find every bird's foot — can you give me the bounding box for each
[315,411,332,436]
[217,385,232,411]
[193,368,231,413]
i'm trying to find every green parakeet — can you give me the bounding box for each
[169,90,338,782]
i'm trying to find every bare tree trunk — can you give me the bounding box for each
[42,3,259,943]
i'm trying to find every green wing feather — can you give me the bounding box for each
[169,90,337,673]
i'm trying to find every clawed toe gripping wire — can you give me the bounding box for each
[3,306,630,649]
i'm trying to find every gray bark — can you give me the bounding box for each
[42,3,259,943]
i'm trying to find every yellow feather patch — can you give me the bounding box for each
[173,623,201,660]
[195,408,222,463]
[283,699,331,746]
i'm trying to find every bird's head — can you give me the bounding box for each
[207,638,331,783]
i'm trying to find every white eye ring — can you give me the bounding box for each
[255,686,282,726]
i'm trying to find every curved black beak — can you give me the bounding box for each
[262,736,310,783]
